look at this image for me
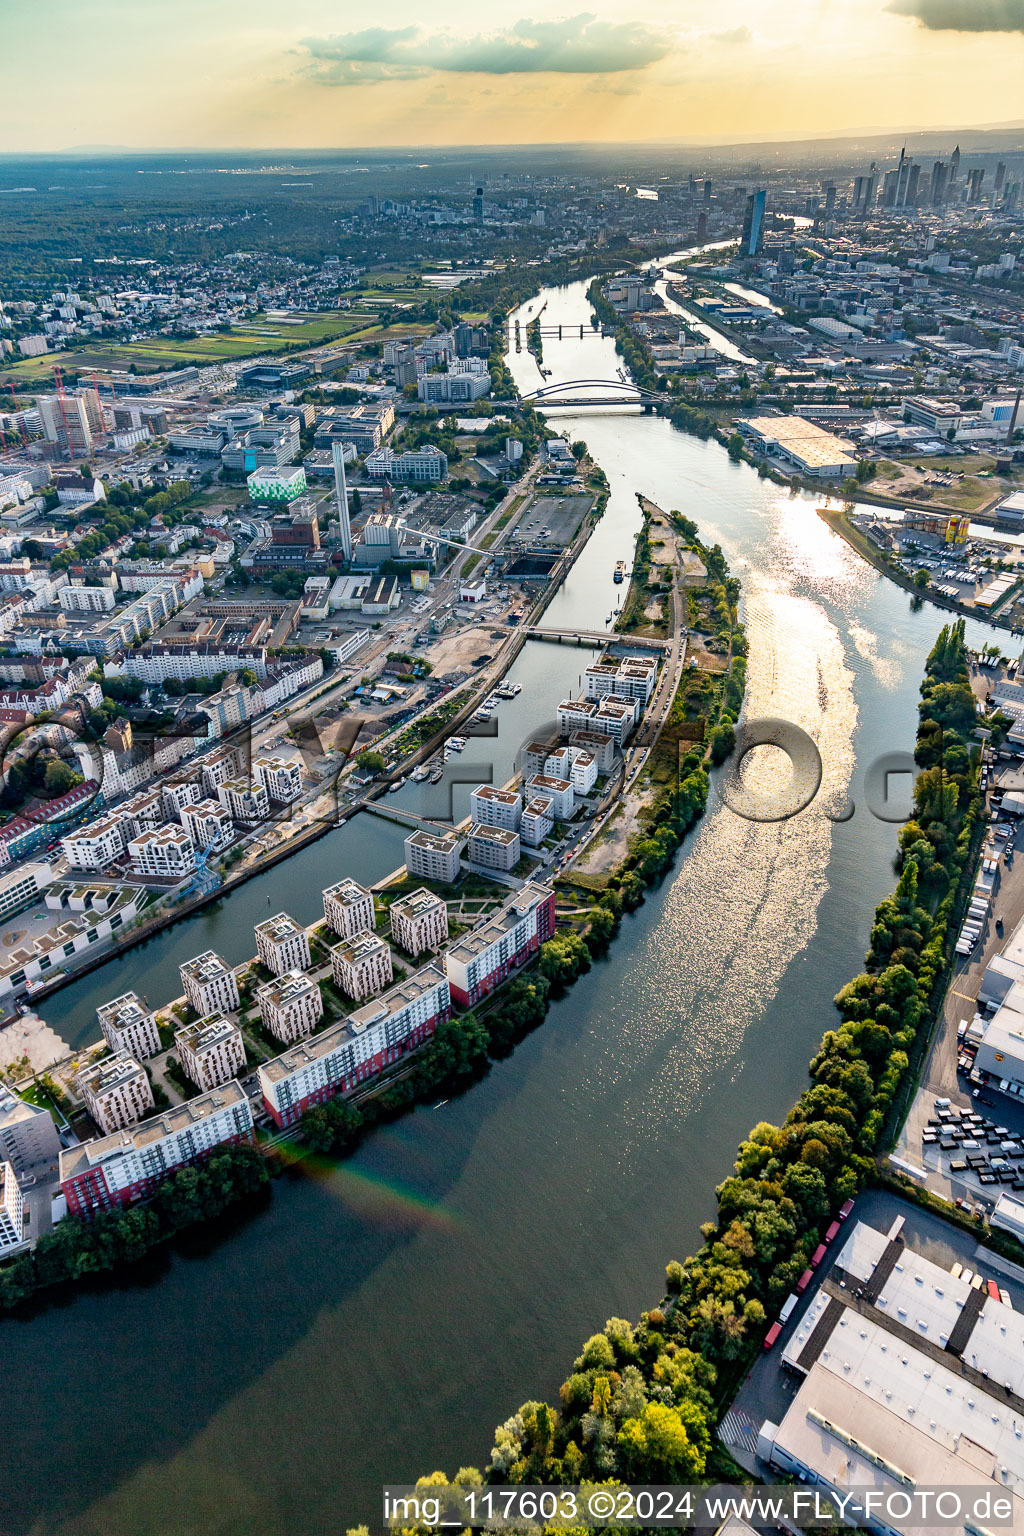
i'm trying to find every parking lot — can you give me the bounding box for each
[517,492,592,547]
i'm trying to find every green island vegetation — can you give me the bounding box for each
[391,620,1021,1495]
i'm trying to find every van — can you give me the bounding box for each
[934,1097,951,1110]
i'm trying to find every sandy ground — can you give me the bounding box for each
[0,1011,70,1076]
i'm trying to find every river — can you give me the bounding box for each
[2,273,1001,1536]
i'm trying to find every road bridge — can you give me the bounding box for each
[519,378,667,410]
[526,626,669,653]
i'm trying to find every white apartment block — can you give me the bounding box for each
[175,1015,246,1092]
[255,912,310,977]
[568,750,597,796]
[61,815,126,872]
[556,698,597,737]
[59,584,115,615]
[180,950,239,1017]
[0,862,52,922]
[253,755,302,804]
[466,823,521,873]
[200,744,242,797]
[97,991,160,1060]
[127,825,197,881]
[161,778,201,821]
[180,798,233,853]
[332,931,394,1002]
[322,878,375,940]
[0,1161,25,1256]
[584,656,657,704]
[592,696,639,743]
[60,1082,254,1217]
[218,779,270,824]
[257,969,323,1045]
[0,1083,61,1172]
[469,785,522,832]
[570,730,616,773]
[122,789,165,838]
[404,828,464,884]
[76,1051,155,1134]
[389,887,448,957]
[520,795,555,848]
[526,773,575,820]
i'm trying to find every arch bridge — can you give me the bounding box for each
[519,378,666,408]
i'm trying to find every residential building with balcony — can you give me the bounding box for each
[60,1081,254,1217]
[253,755,303,804]
[469,785,522,832]
[127,825,197,882]
[258,965,451,1127]
[444,884,556,1007]
[257,969,323,1045]
[76,1051,155,1134]
[255,912,310,977]
[218,779,270,825]
[389,888,448,957]
[526,773,575,820]
[520,795,555,849]
[0,1083,61,1172]
[180,950,239,1017]
[322,878,375,940]
[404,828,464,884]
[331,931,393,1002]
[556,698,597,737]
[97,991,160,1060]
[0,1161,25,1255]
[61,815,126,872]
[591,696,639,744]
[180,798,233,854]
[174,1015,246,1092]
[465,823,521,873]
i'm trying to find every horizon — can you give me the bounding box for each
[5,1,1024,154]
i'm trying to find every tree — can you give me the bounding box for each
[355,750,386,776]
[913,567,930,590]
[616,1403,705,1481]
[570,440,588,461]
[44,760,83,796]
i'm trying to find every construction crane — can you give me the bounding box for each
[182,838,223,899]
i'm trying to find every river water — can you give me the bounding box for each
[2,275,1002,1536]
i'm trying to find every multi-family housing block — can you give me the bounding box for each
[469,785,522,831]
[322,878,375,940]
[75,1051,155,1134]
[174,1015,246,1092]
[465,823,521,873]
[404,828,464,883]
[255,912,310,976]
[389,888,448,957]
[97,991,161,1060]
[331,931,393,1002]
[180,950,239,1017]
[444,884,556,1007]
[257,969,323,1045]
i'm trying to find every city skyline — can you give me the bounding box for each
[5,0,1024,153]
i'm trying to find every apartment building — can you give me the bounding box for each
[584,656,657,704]
[567,749,597,796]
[465,823,521,873]
[0,861,52,922]
[180,950,239,1017]
[121,789,165,838]
[258,965,451,1127]
[255,912,310,977]
[59,584,115,615]
[570,730,616,772]
[127,825,197,882]
[404,828,464,884]
[76,1052,155,1134]
[180,798,233,854]
[97,991,160,1060]
[60,1081,254,1217]
[61,815,126,872]
[520,795,555,849]
[331,930,393,1003]
[469,785,522,832]
[556,698,597,737]
[520,741,555,779]
[591,696,639,744]
[200,744,242,797]
[257,969,323,1045]
[218,779,270,824]
[161,778,201,821]
[322,878,375,940]
[389,887,448,957]
[445,884,556,1007]
[253,755,302,804]
[0,1083,61,1172]
[175,1015,246,1092]
[526,773,575,820]
[0,1161,25,1255]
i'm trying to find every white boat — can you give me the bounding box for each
[411,766,429,781]
[511,682,522,695]
[448,737,466,751]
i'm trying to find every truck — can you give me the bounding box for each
[1000,790,1024,818]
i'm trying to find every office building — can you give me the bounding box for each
[36,393,93,458]
[331,930,393,1003]
[180,950,239,1017]
[258,965,451,1127]
[404,828,464,884]
[175,1015,246,1092]
[445,884,556,1007]
[0,1082,61,1172]
[470,785,522,832]
[322,878,375,941]
[0,1161,25,1255]
[76,1052,154,1134]
[741,190,766,257]
[365,445,448,484]
[389,888,448,957]
[255,912,310,977]
[97,992,160,1061]
[246,467,307,505]
[0,861,52,922]
[60,1082,254,1217]
[257,969,323,1045]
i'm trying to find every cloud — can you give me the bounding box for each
[711,25,753,45]
[888,0,1024,31]
[300,14,675,86]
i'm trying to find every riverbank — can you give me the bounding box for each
[819,505,1018,636]
[408,624,1023,1496]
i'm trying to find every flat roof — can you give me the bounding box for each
[468,823,519,846]
[445,884,550,966]
[60,1080,248,1179]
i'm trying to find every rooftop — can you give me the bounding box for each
[175,1014,241,1053]
[446,884,550,966]
[60,1080,249,1179]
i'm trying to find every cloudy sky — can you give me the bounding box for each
[4,0,1024,152]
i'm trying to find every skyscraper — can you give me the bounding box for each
[949,144,961,186]
[472,185,484,222]
[931,161,948,205]
[332,441,352,563]
[740,189,766,257]
[995,161,1007,192]
[968,167,984,204]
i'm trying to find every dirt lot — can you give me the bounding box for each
[875,455,1024,515]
